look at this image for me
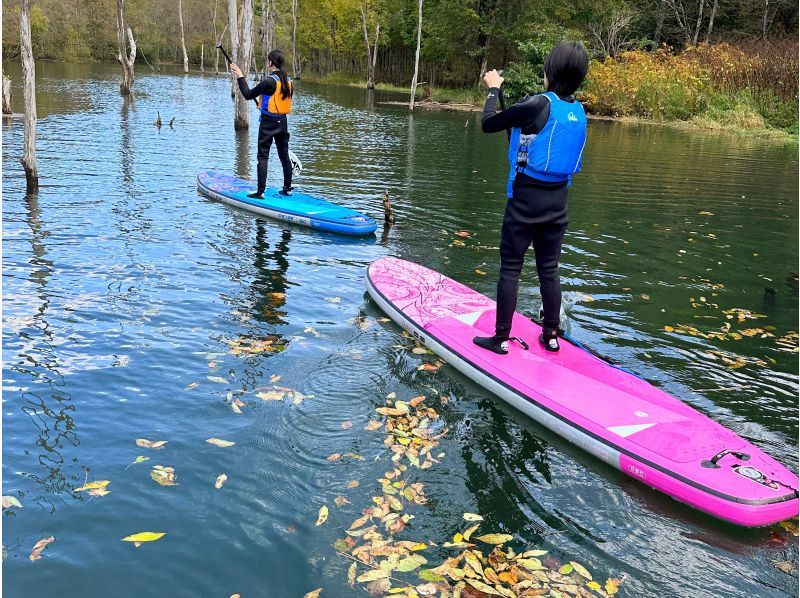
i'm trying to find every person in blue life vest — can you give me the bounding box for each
[230,49,294,198]
[473,41,589,355]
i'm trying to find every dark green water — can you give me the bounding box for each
[2,62,798,597]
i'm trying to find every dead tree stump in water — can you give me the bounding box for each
[116,0,137,95]
[2,75,11,114]
[20,0,38,191]
[382,190,395,224]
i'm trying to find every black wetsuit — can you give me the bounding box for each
[236,75,292,193]
[482,87,578,335]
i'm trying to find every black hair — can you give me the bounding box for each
[543,42,589,97]
[268,49,292,100]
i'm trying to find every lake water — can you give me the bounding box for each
[2,62,798,597]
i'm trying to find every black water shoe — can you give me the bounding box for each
[247,191,264,199]
[473,335,508,355]
[538,328,560,352]
[278,187,294,197]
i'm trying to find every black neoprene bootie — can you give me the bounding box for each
[473,335,509,355]
[247,191,264,199]
[539,327,560,352]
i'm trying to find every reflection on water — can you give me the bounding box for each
[2,62,798,597]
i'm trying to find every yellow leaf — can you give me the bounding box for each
[316,505,329,526]
[663,325,675,332]
[303,589,322,598]
[206,438,235,447]
[215,474,227,489]
[348,480,359,489]
[257,390,285,401]
[122,532,165,545]
[780,521,799,536]
[587,581,601,591]
[570,561,592,580]
[465,578,502,595]
[327,453,342,462]
[74,480,110,492]
[356,569,390,582]
[348,562,357,585]
[559,563,574,575]
[605,578,620,596]
[463,523,480,541]
[364,420,383,431]
[475,533,513,545]
[475,269,487,275]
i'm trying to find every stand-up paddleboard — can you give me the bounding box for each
[197,170,377,236]
[366,257,799,527]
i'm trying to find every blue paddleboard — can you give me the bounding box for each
[197,170,377,236]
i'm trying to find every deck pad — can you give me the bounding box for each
[197,170,377,236]
[366,257,798,526]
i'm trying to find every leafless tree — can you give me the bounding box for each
[20,0,38,190]
[409,0,423,110]
[705,0,719,41]
[291,0,299,76]
[360,3,380,89]
[261,0,276,71]
[589,11,634,57]
[179,0,189,73]
[2,75,12,114]
[116,0,137,94]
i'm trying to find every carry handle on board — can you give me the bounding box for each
[218,43,303,176]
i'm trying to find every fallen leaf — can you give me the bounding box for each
[215,474,228,489]
[475,269,487,276]
[134,456,150,464]
[463,523,480,541]
[75,480,110,492]
[29,537,55,561]
[357,569,390,582]
[150,465,178,486]
[88,488,110,497]
[207,376,229,384]
[348,562,357,585]
[386,392,397,399]
[416,582,439,596]
[269,374,281,383]
[773,561,795,574]
[334,496,350,507]
[476,533,512,545]
[455,231,470,237]
[463,513,484,522]
[136,439,167,449]
[325,297,342,304]
[663,325,675,332]
[605,578,620,596]
[206,438,235,447]
[559,563,574,575]
[779,521,799,537]
[303,589,322,598]
[412,347,428,355]
[2,496,22,510]
[417,363,441,372]
[348,480,359,488]
[341,421,353,430]
[257,390,285,401]
[316,505,329,526]
[327,453,342,462]
[185,382,200,390]
[364,420,383,431]
[396,554,428,572]
[465,578,502,595]
[570,561,592,580]
[122,531,165,547]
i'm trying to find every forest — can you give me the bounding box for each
[2,0,798,132]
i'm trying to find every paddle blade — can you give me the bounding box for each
[289,150,303,176]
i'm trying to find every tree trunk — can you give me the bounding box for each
[212,0,220,74]
[409,0,423,110]
[262,0,275,71]
[116,0,136,95]
[201,43,205,72]
[360,3,374,89]
[704,0,718,42]
[20,0,38,191]
[372,24,380,81]
[179,0,189,73]
[232,0,254,130]
[654,0,666,45]
[291,0,298,76]
[692,0,705,45]
[2,75,11,114]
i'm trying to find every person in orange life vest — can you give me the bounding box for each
[230,49,294,198]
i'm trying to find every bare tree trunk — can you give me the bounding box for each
[201,43,205,72]
[692,0,705,45]
[291,0,298,76]
[116,0,136,94]
[409,0,422,110]
[654,0,666,45]
[761,0,779,39]
[2,75,11,114]
[372,24,380,80]
[704,0,718,42]
[228,0,246,128]
[20,0,38,191]
[237,0,254,129]
[261,0,275,71]
[212,0,220,73]
[179,0,189,73]
[360,3,375,89]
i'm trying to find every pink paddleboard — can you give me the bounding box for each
[366,257,799,527]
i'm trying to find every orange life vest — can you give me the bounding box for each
[257,73,293,117]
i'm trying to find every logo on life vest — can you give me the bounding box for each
[567,112,578,122]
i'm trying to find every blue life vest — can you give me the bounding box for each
[506,91,587,198]
[259,73,293,119]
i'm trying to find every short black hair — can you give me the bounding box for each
[544,42,589,96]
